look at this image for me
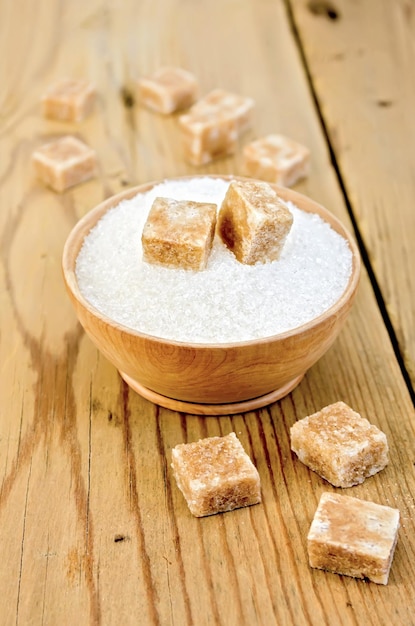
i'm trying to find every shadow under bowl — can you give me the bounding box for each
[62,176,361,415]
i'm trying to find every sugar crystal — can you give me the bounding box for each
[75,178,353,343]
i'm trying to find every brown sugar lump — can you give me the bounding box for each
[242,134,310,187]
[171,432,261,517]
[41,78,96,122]
[217,180,293,265]
[308,492,400,585]
[137,66,198,114]
[32,136,97,192]
[141,196,217,270]
[178,89,254,165]
[290,401,388,488]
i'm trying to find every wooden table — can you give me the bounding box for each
[1,1,415,624]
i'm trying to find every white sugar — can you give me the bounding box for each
[75,178,353,343]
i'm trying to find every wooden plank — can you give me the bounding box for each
[0,0,414,624]
[289,0,415,386]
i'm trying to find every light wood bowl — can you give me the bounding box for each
[62,176,361,415]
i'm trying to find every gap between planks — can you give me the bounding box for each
[282,0,415,408]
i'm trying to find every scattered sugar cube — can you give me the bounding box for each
[137,66,198,114]
[141,196,217,271]
[41,78,96,122]
[217,180,293,265]
[32,136,97,192]
[242,134,310,187]
[178,89,254,165]
[290,401,389,488]
[308,492,399,585]
[171,432,261,517]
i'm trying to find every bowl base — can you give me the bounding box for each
[119,372,304,415]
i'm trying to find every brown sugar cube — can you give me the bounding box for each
[41,79,96,122]
[242,134,310,187]
[32,136,97,193]
[137,66,198,114]
[178,89,254,165]
[217,180,293,265]
[308,492,399,585]
[171,432,261,517]
[141,196,217,271]
[290,401,388,488]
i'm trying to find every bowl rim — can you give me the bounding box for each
[62,174,361,349]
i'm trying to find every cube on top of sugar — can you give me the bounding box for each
[141,196,217,271]
[217,179,293,265]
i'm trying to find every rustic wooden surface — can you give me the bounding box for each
[289,0,415,386]
[1,1,414,625]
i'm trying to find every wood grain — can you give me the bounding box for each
[1,1,415,625]
[289,0,415,385]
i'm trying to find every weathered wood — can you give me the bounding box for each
[289,0,415,385]
[1,1,415,625]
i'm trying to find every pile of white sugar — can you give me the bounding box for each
[76,178,353,343]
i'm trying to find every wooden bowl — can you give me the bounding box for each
[62,176,361,415]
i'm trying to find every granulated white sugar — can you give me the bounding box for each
[76,178,353,343]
